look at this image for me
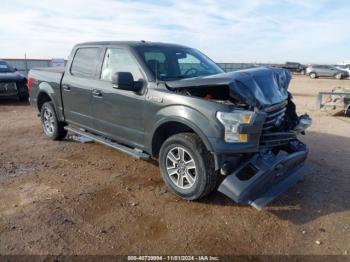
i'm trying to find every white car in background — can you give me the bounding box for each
[336,65,350,77]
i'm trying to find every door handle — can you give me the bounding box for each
[63,85,71,91]
[92,89,103,98]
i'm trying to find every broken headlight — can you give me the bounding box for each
[216,111,253,143]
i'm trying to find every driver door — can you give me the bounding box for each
[91,47,147,149]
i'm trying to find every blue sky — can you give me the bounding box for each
[0,0,349,63]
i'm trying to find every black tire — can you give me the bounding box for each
[335,73,342,80]
[18,91,29,102]
[159,132,217,200]
[309,72,317,79]
[40,102,67,140]
[345,106,350,117]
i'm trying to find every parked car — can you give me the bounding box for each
[336,65,350,76]
[28,41,312,209]
[0,60,28,101]
[282,62,306,74]
[306,64,349,79]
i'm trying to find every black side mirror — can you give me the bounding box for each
[14,67,18,71]
[112,72,142,92]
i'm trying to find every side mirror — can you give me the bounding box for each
[14,67,18,71]
[112,72,142,92]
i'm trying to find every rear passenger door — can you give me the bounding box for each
[322,66,333,77]
[62,46,102,129]
[91,47,147,149]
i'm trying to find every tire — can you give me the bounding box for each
[335,73,342,80]
[345,106,350,117]
[40,102,67,140]
[309,72,317,79]
[159,133,217,200]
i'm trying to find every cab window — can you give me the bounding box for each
[101,48,143,81]
[70,47,100,78]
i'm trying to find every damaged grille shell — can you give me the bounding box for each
[259,100,297,148]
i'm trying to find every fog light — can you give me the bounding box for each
[239,134,248,142]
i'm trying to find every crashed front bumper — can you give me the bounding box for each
[0,82,18,97]
[218,141,308,210]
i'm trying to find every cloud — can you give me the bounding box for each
[0,0,349,63]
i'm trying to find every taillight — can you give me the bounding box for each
[27,76,37,93]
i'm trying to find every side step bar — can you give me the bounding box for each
[64,126,150,160]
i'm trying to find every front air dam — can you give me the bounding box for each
[218,141,308,210]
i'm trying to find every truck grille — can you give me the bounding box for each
[0,82,18,96]
[260,100,296,147]
[262,100,288,131]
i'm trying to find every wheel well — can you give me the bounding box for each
[37,92,51,112]
[152,122,198,157]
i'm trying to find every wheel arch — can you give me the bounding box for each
[37,91,52,112]
[151,119,213,158]
[309,71,317,76]
[35,81,64,121]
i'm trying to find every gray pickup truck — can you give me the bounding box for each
[29,41,311,209]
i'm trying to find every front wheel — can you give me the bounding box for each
[40,102,67,140]
[159,133,217,200]
[335,73,343,80]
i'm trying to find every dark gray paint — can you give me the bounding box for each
[28,41,310,209]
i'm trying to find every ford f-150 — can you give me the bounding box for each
[28,41,312,209]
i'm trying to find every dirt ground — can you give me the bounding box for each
[0,75,349,256]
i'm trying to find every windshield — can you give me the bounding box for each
[135,46,224,81]
[0,61,14,73]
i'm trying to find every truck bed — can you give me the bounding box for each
[32,67,65,74]
[28,67,65,121]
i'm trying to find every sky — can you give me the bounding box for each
[0,0,349,63]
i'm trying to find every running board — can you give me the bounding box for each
[64,126,150,160]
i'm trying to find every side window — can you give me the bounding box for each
[70,48,100,78]
[101,48,143,81]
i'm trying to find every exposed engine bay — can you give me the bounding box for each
[171,82,311,137]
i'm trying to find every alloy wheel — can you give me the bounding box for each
[42,107,55,135]
[166,146,197,189]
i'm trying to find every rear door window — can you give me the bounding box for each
[70,47,100,78]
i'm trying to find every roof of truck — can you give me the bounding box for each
[77,41,189,49]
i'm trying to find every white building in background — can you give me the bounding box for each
[50,58,65,67]
[337,60,350,65]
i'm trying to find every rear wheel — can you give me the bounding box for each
[40,102,67,140]
[345,106,350,116]
[309,72,317,79]
[159,133,217,200]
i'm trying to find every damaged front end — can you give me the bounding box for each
[167,67,312,209]
[218,141,309,210]
[216,97,311,210]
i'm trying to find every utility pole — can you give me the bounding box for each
[24,53,28,76]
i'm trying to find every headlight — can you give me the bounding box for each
[216,111,253,143]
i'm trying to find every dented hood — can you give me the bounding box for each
[0,71,26,82]
[166,67,291,108]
